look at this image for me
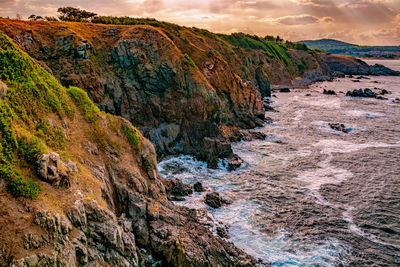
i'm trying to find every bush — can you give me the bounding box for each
[6,177,42,199]
[67,87,100,122]
[18,136,47,165]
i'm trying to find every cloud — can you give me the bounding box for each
[277,14,319,25]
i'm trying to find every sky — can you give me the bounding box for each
[0,0,399,45]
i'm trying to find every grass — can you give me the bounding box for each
[183,53,198,69]
[67,87,100,123]
[218,33,292,66]
[122,124,140,151]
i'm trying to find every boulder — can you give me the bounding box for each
[323,89,336,95]
[228,154,243,171]
[164,179,193,200]
[205,192,223,208]
[193,182,204,192]
[279,88,291,93]
[37,152,69,187]
[346,88,377,98]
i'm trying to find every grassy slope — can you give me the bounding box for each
[0,30,142,200]
[91,16,316,77]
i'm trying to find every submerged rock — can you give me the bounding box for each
[329,123,349,133]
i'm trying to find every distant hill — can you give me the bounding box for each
[300,38,400,58]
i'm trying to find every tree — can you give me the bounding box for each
[45,16,58,21]
[275,35,283,44]
[28,14,44,21]
[57,7,97,22]
[264,35,275,42]
[15,14,23,20]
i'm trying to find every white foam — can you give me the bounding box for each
[296,156,353,190]
[314,139,400,154]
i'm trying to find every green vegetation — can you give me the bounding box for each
[0,31,78,199]
[183,53,198,69]
[6,176,42,199]
[218,33,292,66]
[122,125,140,151]
[92,16,181,33]
[67,87,99,122]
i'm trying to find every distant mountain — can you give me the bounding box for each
[300,38,400,58]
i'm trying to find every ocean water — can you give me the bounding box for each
[158,60,400,266]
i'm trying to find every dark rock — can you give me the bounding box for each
[305,93,311,96]
[264,116,273,124]
[216,227,230,239]
[227,154,243,171]
[323,89,336,95]
[242,130,267,141]
[356,76,370,80]
[333,71,345,78]
[346,88,377,98]
[279,88,291,93]
[193,182,205,192]
[329,123,349,133]
[164,179,193,199]
[205,192,223,208]
[375,96,387,100]
[380,89,390,95]
[352,79,360,82]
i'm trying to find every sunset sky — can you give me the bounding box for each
[0,0,399,45]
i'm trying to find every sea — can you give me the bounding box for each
[158,59,400,266]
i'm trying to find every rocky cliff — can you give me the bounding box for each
[1,19,397,168]
[0,31,258,266]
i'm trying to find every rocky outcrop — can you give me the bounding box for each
[36,152,78,187]
[321,54,400,76]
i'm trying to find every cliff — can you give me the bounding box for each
[0,31,258,266]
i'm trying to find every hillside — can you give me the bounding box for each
[301,38,400,58]
[0,30,258,266]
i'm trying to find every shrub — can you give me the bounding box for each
[18,136,47,165]
[6,177,42,199]
[67,87,100,122]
